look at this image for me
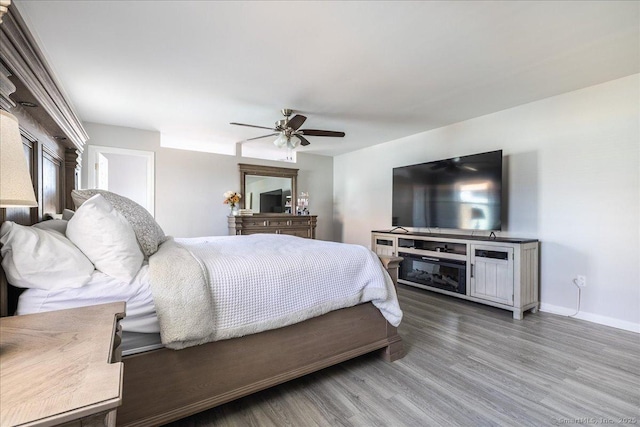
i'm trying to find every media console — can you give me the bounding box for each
[372,230,539,319]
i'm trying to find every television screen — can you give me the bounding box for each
[392,150,502,231]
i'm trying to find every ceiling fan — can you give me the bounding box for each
[230,109,345,149]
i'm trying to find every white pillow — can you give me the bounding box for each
[71,189,165,257]
[0,221,94,290]
[67,194,143,283]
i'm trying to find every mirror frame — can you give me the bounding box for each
[239,163,298,214]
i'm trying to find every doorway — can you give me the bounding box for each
[86,145,155,216]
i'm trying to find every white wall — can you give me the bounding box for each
[81,123,335,240]
[334,74,640,332]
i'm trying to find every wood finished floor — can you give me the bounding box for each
[165,285,640,427]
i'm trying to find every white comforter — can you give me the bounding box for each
[150,234,402,349]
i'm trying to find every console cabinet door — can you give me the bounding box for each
[470,245,514,305]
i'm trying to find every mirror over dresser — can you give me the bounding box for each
[232,163,317,238]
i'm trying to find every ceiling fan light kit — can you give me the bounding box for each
[231,108,345,150]
[274,133,300,149]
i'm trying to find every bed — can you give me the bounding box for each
[1,199,404,427]
[2,249,403,427]
[0,7,404,427]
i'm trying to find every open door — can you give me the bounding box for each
[87,145,155,216]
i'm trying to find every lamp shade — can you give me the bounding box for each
[0,110,37,207]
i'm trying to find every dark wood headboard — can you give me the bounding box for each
[0,5,88,316]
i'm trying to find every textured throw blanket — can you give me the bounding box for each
[149,234,402,349]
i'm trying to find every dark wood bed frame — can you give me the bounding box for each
[0,6,404,427]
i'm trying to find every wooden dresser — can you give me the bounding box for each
[228,214,317,239]
[0,302,125,427]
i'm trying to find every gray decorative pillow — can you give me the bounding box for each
[71,189,165,257]
[62,209,75,220]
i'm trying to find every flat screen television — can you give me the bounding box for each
[392,150,502,231]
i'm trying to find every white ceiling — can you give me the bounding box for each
[14,0,640,157]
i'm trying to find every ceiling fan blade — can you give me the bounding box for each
[287,115,307,131]
[230,122,276,131]
[299,129,345,137]
[297,135,311,146]
[244,133,279,142]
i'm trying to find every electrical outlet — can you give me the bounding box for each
[576,275,587,287]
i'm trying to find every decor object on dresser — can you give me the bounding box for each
[231,108,345,149]
[0,302,125,427]
[297,191,310,215]
[237,208,253,216]
[223,190,242,215]
[372,230,539,319]
[0,110,37,208]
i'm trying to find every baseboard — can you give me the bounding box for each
[540,303,640,333]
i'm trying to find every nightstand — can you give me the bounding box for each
[0,302,125,427]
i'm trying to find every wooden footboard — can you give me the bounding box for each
[117,303,403,427]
